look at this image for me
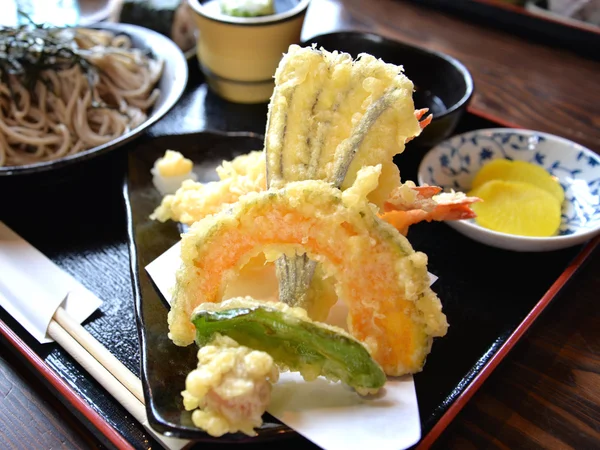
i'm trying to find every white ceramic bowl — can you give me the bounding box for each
[418,128,600,252]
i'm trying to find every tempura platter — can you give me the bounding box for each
[124,129,596,445]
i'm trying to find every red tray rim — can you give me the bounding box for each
[0,319,136,450]
[416,234,600,449]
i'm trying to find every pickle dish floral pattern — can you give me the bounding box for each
[418,129,600,251]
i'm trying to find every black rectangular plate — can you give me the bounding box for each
[124,126,587,443]
[125,131,290,441]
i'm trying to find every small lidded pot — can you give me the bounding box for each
[188,0,311,103]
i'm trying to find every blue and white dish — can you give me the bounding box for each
[418,128,600,252]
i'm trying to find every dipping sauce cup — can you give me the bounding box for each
[188,0,311,103]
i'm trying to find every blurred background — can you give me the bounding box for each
[2,0,598,30]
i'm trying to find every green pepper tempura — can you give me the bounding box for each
[192,297,387,395]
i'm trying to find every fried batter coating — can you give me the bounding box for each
[151,44,431,224]
[151,150,478,237]
[151,150,266,225]
[182,334,278,437]
[265,44,424,208]
[169,167,448,376]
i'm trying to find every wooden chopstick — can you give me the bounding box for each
[47,315,189,450]
[53,306,144,403]
[47,319,147,418]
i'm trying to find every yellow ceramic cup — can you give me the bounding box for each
[188,0,311,103]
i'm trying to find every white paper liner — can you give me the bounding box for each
[0,221,102,343]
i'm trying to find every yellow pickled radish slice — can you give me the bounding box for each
[468,180,561,237]
[471,159,564,205]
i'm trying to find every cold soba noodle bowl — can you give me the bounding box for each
[0,22,163,167]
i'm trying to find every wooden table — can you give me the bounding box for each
[1,1,599,449]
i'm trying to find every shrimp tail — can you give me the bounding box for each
[405,108,433,143]
[381,183,481,235]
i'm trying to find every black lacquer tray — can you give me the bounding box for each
[1,60,597,450]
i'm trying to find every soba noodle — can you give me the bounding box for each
[0,27,164,167]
